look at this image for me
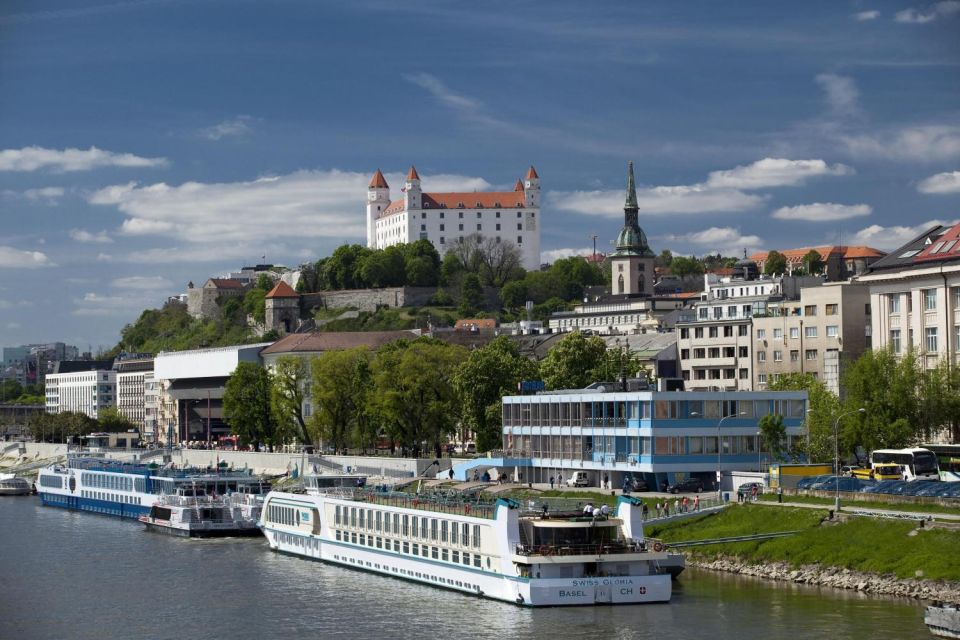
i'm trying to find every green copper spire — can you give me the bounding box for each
[625,160,638,210]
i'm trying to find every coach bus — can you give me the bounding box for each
[869,447,940,481]
[920,444,960,482]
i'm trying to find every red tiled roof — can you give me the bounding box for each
[369,169,389,189]
[381,191,527,217]
[514,179,524,192]
[407,165,420,181]
[208,278,245,289]
[749,245,884,263]
[915,222,960,263]
[843,246,885,259]
[265,281,298,298]
[525,165,539,180]
[261,330,420,355]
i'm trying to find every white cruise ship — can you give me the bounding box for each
[37,454,270,520]
[260,476,677,606]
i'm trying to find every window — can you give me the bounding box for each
[890,329,901,353]
[708,347,720,358]
[517,223,523,230]
[680,328,689,339]
[790,350,799,362]
[826,325,839,338]
[756,329,766,339]
[773,350,783,362]
[723,325,733,337]
[925,289,937,311]
[926,327,938,352]
[517,211,522,218]
[496,211,501,218]
[458,223,464,231]
[476,223,482,231]
[439,223,444,231]
[789,327,799,339]
[739,325,748,337]
[805,326,817,338]
[517,236,523,244]
[709,326,718,338]
[680,349,690,359]
[805,349,818,361]
[420,224,426,231]
[694,327,704,339]
[953,287,960,308]
[739,346,748,358]
[476,211,481,218]
[889,294,900,314]
[757,351,766,362]
[693,348,706,358]
[804,305,817,316]
[440,237,445,244]
[825,303,838,316]
[773,328,783,340]
[713,307,722,320]
[496,223,500,231]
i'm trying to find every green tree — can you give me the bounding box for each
[370,339,467,457]
[591,343,649,384]
[310,347,372,453]
[459,273,484,316]
[758,414,787,462]
[656,249,673,268]
[223,362,276,450]
[30,411,97,443]
[500,280,528,310]
[764,250,787,275]
[453,336,539,452]
[669,256,704,278]
[801,249,824,275]
[769,373,840,463]
[270,355,311,444]
[840,348,922,461]
[922,360,960,443]
[540,331,608,390]
[97,407,136,433]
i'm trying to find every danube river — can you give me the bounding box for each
[0,498,928,640]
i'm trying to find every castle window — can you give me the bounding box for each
[421,224,426,231]
[440,224,444,231]
[477,224,481,231]
[517,223,522,230]
[496,237,501,243]
[517,236,523,244]
[476,211,481,218]
[440,237,445,244]
[517,212,522,218]
[496,224,500,231]
[459,223,463,231]
[440,212,444,219]
[459,211,463,218]
[496,212,500,218]
[421,213,425,219]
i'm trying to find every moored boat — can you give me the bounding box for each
[260,477,678,607]
[0,476,32,496]
[927,603,960,638]
[139,486,263,538]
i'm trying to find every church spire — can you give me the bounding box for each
[625,160,638,210]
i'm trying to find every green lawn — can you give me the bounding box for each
[647,504,960,580]
[760,492,960,516]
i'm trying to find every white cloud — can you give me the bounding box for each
[815,74,860,117]
[72,291,158,317]
[96,253,113,262]
[0,146,168,172]
[552,185,763,219]
[541,247,595,263]
[0,246,54,268]
[111,275,173,290]
[771,202,873,222]
[850,219,953,250]
[406,73,482,113]
[199,116,254,141]
[854,10,880,20]
[841,125,960,161]
[24,186,65,203]
[88,169,492,263]
[659,227,764,257]
[706,157,853,189]
[895,1,960,23]
[69,228,113,244]
[918,170,960,194]
[6,322,21,330]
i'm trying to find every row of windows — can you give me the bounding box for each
[39,475,63,488]
[503,398,806,423]
[334,505,481,549]
[680,325,750,339]
[437,236,523,245]
[683,346,747,359]
[267,504,301,527]
[81,490,138,504]
[687,368,750,381]
[758,372,818,385]
[890,327,960,354]
[82,472,137,492]
[757,349,821,362]
[414,210,529,218]
[889,288,960,314]
[329,550,482,591]
[334,530,485,568]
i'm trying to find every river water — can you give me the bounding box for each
[0,498,928,640]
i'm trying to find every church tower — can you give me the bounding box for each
[611,161,655,296]
[523,165,539,208]
[366,169,390,249]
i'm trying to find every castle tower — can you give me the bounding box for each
[403,165,421,211]
[366,169,390,249]
[611,161,655,296]
[523,165,539,208]
[264,281,300,335]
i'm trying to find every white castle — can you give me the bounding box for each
[366,165,542,271]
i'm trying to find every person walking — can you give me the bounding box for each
[642,502,649,520]
[603,473,609,490]
[693,495,700,512]
[557,473,563,487]
[549,475,555,490]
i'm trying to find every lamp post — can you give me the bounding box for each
[716,411,746,497]
[834,407,865,512]
[803,408,813,461]
[757,430,762,472]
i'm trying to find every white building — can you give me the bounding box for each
[114,356,154,435]
[45,370,116,419]
[857,222,960,370]
[367,166,541,271]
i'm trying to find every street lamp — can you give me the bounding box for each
[803,408,813,460]
[834,407,865,512]
[757,430,762,472]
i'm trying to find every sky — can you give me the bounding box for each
[1,0,959,351]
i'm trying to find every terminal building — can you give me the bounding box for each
[490,387,807,492]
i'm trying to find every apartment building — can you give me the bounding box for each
[45,369,116,419]
[114,355,154,434]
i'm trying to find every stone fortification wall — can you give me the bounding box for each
[300,287,438,314]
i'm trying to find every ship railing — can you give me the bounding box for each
[513,540,649,557]
[348,489,499,519]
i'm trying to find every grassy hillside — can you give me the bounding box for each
[109,301,260,356]
[648,504,960,580]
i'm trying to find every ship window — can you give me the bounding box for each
[473,555,481,568]
[412,543,419,556]
[473,525,481,548]
[452,550,460,563]
[358,509,365,529]
[335,505,341,525]
[462,523,470,547]
[450,521,458,544]
[462,552,471,565]
[441,520,448,542]
[375,511,382,532]
[442,548,449,561]
[412,516,419,538]
[431,519,438,540]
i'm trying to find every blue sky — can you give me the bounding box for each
[1,0,959,351]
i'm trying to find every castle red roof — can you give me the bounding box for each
[265,281,299,298]
[381,192,528,217]
[208,278,245,289]
[369,169,389,189]
[525,165,539,180]
[407,165,420,181]
[514,179,524,191]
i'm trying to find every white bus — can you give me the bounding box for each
[869,448,940,481]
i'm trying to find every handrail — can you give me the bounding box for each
[514,540,649,556]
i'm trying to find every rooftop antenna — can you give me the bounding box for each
[591,234,598,261]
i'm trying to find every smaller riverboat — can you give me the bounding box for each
[0,476,32,496]
[139,486,263,538]
[927,603,960,638]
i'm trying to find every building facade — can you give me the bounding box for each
[45,370,116,419]
[857,222,960,371]
[752,282,871,394]
[367,166,541,271]
[500,388,807,490]
[750,245,885,281]
[114,355,154,434]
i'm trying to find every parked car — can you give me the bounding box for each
[667,478,703,494]
[622,474,648,492]
[566,471,592,487]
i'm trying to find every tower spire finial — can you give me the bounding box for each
[625,161,638,209]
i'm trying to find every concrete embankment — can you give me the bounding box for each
[688,555,960,604]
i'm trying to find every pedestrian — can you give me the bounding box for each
[603,473,609,490]
[655,501,661,518]
[682,496,689,513]
[664,501,670,517]
[583,503,594,516]
[549,475,555,490]
[642,502,649,520]
[674,498,680,514]
[751,485,758,502]
[558,473,563,487]
[693,495,700,512]
[599,504,610,517]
